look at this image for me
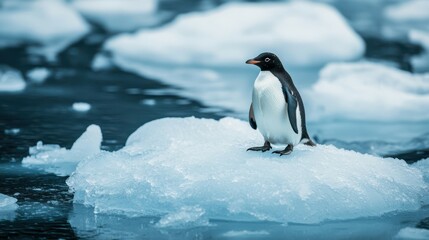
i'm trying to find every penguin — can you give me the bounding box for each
[246,52,316,155]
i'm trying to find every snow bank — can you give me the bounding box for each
[67,117,428,224]
[0,0,90,60]
[0,193,18,212]
[395,227,429,240]
[104,1,363,68]
[0,66,26,92]
[306,62,429,122]
[22,125,102,176]
[383,0,429,39]
[71,0,162,33]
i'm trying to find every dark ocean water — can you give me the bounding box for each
[1,1,428,239]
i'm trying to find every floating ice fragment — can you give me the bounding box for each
[67,117,428,224]
[72,102,91,112]
[0,193,18,212]
[155,206,209,229]
[0,0,90,60]
[0,67,26,92]
[27,68,51,84]
[4,128,20,135]
[394,227,429,240]
[22,125,102,176]
[140,99,156,106]
[306,62,429,122]
[222,230,270,238]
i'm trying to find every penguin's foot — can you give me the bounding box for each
[247,141,272,152]
[303,139,316,147]
[272,145,293,156]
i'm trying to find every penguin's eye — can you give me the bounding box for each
[265,58,271,62]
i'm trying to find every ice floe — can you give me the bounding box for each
[103,1,363,68]
[0,0,89,60]
[71,0,163,33]
[65,117,428,224]
[26,68,51,84]
[383,0,429,39]
[22,125,102,176]
[0,66,26,92]
[306,62,429,122]
[72,102,92,112]
[0,193,18,212]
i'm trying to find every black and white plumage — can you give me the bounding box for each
[246,52,315,155]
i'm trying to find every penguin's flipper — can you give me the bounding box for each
[249,103,257,130]
[285,89,298,134]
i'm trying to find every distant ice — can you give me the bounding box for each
[22,125,102,176]
[0,193,18,212]
[0,66,26,92]
[72,102,91,112]
[27,68,51,84]
[67,117,428,224]
[0,0,90,60]
[140,99,156,106]
[306,62,429,122]
[394,227,429,240]
[104,1,363,68]
[409,30,429,73]
[71,0,165,33]
[4,128,21,136]
[222,230,270,238]
[383,0,429,39]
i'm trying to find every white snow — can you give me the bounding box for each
[66,117,428,224]
[306,62,429,122]
[409,30,429,73]
[104,1,364,68]
[395,227,429,240]
[71,0,163,33]
[22,125,102,176]
[27,68,51,84]
[0,0,90,60]
[0,67,26,92]
[72,102,91,112]
[383,0,429,39]
[0,193,18,212]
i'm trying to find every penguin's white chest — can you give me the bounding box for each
[252,71,301,145]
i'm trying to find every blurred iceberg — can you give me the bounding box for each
[306,62,429,122]
[103,1,363,68]
[66,117,428,224]
[22,125,102,176]
[383,0,429,39]
[0,66,26,92]
[0,0,90,60]
[71,0,166,33]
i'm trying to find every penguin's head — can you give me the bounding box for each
[246,52,283,71]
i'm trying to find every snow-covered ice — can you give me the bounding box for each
[27,68,51,84]
[104,1,363,68]
[306,62,429,122]
[71,0,163,33]
[395,227,429,240]
[0,66,26,92]
[0,0,89,60]
[22,125,102,176]
[72,102,91,112]
[66,117,428,224]
[0,193,18,212]
[383,0,429,39]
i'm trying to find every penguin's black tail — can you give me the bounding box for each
[301,131,316,147]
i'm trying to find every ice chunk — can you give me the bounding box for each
[72,102,91,112]
[0,0,90,60]
[383,0,429,39]
[0,193,18,212]
[155,206,209,229]
[104,1,363,68]
[306,62,429,122]
[394,227,429,240]
[4,128,20,135]
[71,0,164,33]
[0,66,26,92]
[67,117,428,224]
[22,125,102,176]
[409,30,429,73]
[26,68,51,84]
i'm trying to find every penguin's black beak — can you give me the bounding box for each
[246,59,260,65]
